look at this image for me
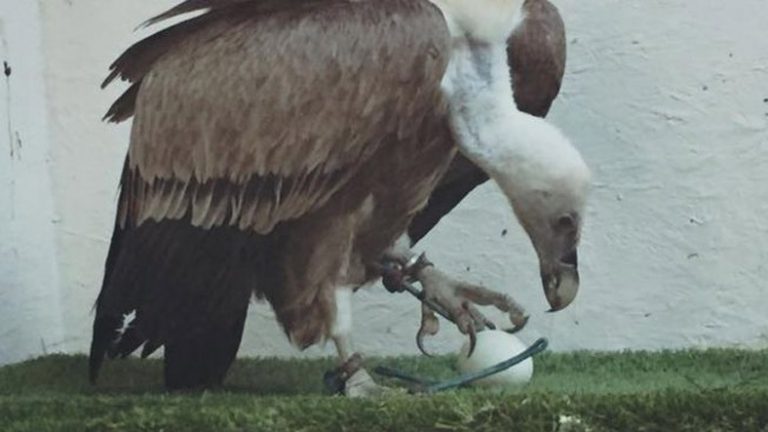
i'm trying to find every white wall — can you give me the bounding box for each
[0,0,64,365]
[1,0,767,365]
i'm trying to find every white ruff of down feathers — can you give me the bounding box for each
[431,0,591,213]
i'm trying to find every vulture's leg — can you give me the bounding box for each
[328,287,402,398]
[380,236,529,355]
[330,289,354,363]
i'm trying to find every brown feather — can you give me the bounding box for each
[104,82,141,123]
[141,0,254,28]
[507,0,566,117]
[113,0,450,236]
[91,0,529,388]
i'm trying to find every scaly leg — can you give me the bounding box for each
[331,289,354,364]
[380,235,529,355]
[328,287,402,398]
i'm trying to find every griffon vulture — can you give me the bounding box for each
[89,0,589,395]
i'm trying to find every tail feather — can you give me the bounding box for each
[88,216,269,389]
[89,315,123,383]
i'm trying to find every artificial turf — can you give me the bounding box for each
[1,349,767,431]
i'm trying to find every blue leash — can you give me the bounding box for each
[374,337,549,394]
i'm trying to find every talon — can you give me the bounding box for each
[324,353,365,394]
[466,303,495,331]
[416,304,440,357]
[380,251,530,356]
[455,313,478,357]
[466,324,477,357]
[416,330,432,357]
[504,314,529,334]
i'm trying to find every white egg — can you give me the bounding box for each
[456,330,533,388]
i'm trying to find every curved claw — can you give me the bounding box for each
[416,330,435,357]
[416,304,440,357]
[504,315,530,334]
[453,303,479,357]
[465,322,477,358]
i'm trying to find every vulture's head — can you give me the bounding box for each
[490,116,591,312]
[433,0,590,313]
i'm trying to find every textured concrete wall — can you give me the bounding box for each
[1,0,767,365]
[0,0,64,365]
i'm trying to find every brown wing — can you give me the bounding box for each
[110,0,451,234]
[140,0,256,28]
[408,0,566,244]
[507,0,566,117]
[89,0,452,386]
[102,0,320,92]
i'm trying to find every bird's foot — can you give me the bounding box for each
[379,254,529,356]
[325,353,406,398]
[345,368,405,398]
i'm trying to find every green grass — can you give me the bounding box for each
[2,349,768,431]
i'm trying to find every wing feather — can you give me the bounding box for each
[92,0,451,384]
[109,0,450,234]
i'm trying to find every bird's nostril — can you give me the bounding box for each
[561,249,578,266]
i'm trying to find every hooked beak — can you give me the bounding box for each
[541,249,579,312]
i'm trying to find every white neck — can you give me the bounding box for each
[440,38,589,202]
